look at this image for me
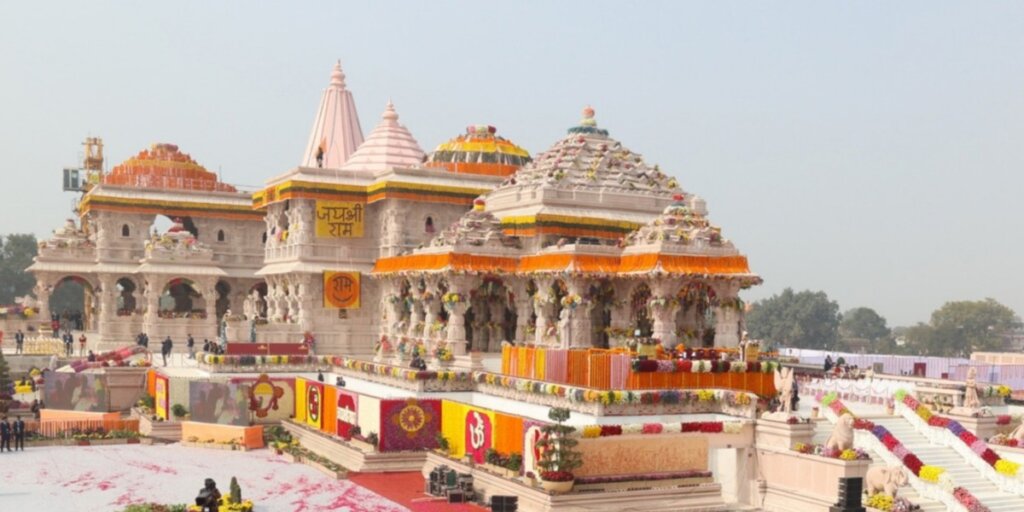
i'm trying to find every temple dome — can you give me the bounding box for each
[624,193,734,251]
[103,143,236,192]
[301,60,365,169]
[425,125,531,177]
[341,101,425,172]
[498,107,678,194]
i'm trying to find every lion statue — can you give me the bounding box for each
[864,465,908,497]
[825,413,855,451]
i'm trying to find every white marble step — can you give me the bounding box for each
[870,417,1024,512]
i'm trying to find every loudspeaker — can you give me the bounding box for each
[829,477,866,512]
[490,495,519,512]
[447,490,466,503]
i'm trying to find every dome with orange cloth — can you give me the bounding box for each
[424,125,531,177]
[103,143,237,192]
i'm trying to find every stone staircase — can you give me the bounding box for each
[811,421,945,512]
[869,417,1023,512]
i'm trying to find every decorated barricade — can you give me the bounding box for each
[292,377,443,452]
[501,345,776,396]
[224,342,311,356]
[36,409,138,437]
[802,376,914,406]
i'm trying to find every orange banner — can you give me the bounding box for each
[323,272,360,309]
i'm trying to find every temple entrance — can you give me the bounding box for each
[588,280,615,348]
[215,281,231,319]
[676,282,717,347]
[246,282,268,319]
[159,278,206,319]
[116,277,138,316]
[48,276,92,332]
[630,283,653,337]
[469,276,509,352]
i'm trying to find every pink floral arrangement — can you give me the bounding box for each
[953,486,991,512]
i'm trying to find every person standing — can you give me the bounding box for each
[63,332,73,357]
[161,336,173,367]
[790,375,800,412]
[0,417,10,453]
[13,417,25,451]
[78,333,87,357]
[15,329,24,355]
[187,334,195,359]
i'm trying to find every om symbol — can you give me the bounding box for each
[469,412,485,450]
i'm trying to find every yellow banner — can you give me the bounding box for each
[155,377,167,420]
[315,200,365,238]
[323,272,360,309]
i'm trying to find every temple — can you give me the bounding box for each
[15,61,1022,512]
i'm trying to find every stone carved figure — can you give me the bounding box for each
[773,367,795,413]
[557,308,571,348]
[1009,421,1024,442]
[825,413,855,451]
[963,367,981,410]
[864,465,908,498]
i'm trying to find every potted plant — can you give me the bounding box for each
[435,432,450,455]
[505,453,523,478]
[536,407,582,493]
[171,403,188,421]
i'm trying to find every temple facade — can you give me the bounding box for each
[30,62,757,357]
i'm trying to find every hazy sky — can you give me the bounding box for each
[1,2,1022,326]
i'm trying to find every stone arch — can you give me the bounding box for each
[159,278,206,317]
[48,275,96,331]
[116,277,138,315]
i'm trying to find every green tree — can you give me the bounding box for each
[839,307,891,350]
[0,234,38,303]
[746,288,840,349]
[928,299,1020,356]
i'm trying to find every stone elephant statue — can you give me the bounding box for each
[864,465,908,497]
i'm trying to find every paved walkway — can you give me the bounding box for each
[0,444,409,512]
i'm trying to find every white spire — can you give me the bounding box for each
[301,60,365,169]
[342,101,425,173]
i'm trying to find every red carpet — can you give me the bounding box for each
[348,471,488,512]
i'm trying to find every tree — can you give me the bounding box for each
[0,234,38,303]
[745,288,840,350]
[929,299,1021,356]
[840,307,891,347]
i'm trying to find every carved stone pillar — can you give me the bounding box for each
[295,274,315,332]
[445,301,470,355]
[650,279,682,348]
[408,299,425,339]
[144,279,160,326]
[95,275,114,324]
[422,298,442,340]
[532,277,555,345]
[565,278,592,348]
[714,280,743,348]
[34,282,51,329]
[445,276,475,355]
